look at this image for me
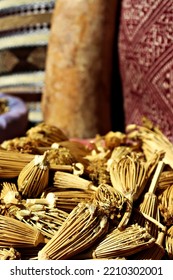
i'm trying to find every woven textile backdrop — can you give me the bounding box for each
[118,0,173,142]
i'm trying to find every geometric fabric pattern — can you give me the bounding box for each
[0,0,55,98]
[118,0,173,142]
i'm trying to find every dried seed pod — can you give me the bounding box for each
[158,184,173,226]
[165,225,173,259]
[93,224,155,259]
[0,247,21,260]
[38,202,109,260]
[0,181,21,204]
[0,215,45,248]
[17,152,50,198]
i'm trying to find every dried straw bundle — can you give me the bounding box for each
[109,152,150,228]
[157,184,173,226]
[131,228,166,260]
[42,188,95,212]
[127,121,173,169]
[0,215,45,248]
[93,224,155,259]
[38,202,109,260]
[0,149,34,178]
[26,122,68,147]
[0,181,21,204]
[0,247,21,260]
[165,225,173,259]
[53,171,97,191]
[38,184,127,260]
[17,152,49,198]
[139,160,165,224]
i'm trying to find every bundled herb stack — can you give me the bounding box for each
[0,120,172,259]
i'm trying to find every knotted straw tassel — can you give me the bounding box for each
[17,152,49,198]
[0,215,45,248]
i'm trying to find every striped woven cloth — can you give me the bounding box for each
[0,0,55,103]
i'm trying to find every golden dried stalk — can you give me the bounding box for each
[0,181,21,204]
[0,215,45,248]
[38,201,109,260]
[158,184,173,226]
[53,171,97,191]
[104,131,126,150]
[26,122,68,146]
[165,225,173,259]
[93,224,155,259]
[0,247,21,260]
[17,152,49,198]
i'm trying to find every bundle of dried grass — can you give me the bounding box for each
[157,184,173,226]
[0,215,45,248]
[127,120,173,169]
[0,247,21,260]
[93,224,155,259]
[26,122,68,147]
[17,152,50,198]
[53,171,97,191]
[38,184,127,260]
[38,202,109,260]
[0,181,21,205]
[0,149,34,178]
[165,225,173,259]
[109,152,150,228]
[104,131,126,150]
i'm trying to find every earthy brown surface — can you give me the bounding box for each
[42,0,117,138]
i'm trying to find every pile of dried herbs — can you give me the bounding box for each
[0,120,172,260]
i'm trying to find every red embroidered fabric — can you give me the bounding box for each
[118,0,173,142]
